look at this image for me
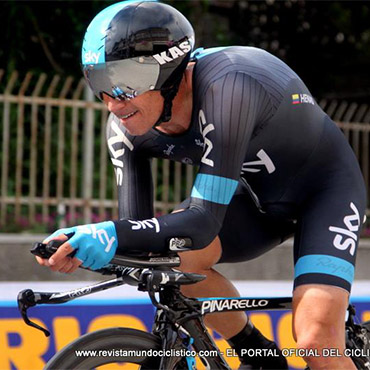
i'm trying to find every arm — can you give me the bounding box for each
[36,114,155,271]
[107,113,154,220]
[114,72,271,253]
[40,73,271,270]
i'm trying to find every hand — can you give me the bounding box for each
[36,221,118,273]
[36,234,82,273]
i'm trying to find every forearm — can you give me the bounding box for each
[114,206,222,254]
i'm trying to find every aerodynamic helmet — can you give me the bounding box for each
[81,0,195,123]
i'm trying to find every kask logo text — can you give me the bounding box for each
[153,40,192,65]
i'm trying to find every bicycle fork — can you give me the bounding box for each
[181,317,230,370]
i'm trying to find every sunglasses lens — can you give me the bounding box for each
[82,57,160,101]
[111,86,138,101]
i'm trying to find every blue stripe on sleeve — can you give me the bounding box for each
[191,174,238,205]
[294,254,354,285]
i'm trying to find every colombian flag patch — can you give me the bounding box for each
[292,94,300,104]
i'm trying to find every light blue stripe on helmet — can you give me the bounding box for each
[191,174,238,205]
[82,0,157,66]
[294,254,354,284]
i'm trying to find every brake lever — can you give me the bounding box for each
[17,289,51,337]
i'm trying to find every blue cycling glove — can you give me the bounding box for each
[46,221,118,270]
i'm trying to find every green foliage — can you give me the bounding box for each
[212,1,370,99]
[1,0,370,99]
[0,0,116,76]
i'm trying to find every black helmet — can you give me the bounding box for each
[82,0,195,123]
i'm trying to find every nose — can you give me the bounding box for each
[102,93,126,112]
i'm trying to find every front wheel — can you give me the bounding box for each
[45,327,161,369]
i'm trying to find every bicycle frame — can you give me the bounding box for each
[18,263,293,369]
[154,283,292,369]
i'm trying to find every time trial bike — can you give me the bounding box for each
[18,240,370,369]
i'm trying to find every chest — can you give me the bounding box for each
[152,124,205,166]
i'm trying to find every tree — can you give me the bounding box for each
[1,0,370,99]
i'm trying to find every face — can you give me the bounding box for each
[102,91,163,136]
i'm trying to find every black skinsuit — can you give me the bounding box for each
[107,46,366,292]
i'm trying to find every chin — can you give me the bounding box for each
[125,124,152,136]
[127,129,146,136]
[120,119,150,136]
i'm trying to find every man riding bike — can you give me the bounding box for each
[36,1,367,369]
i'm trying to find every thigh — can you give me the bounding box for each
[179,236,222,271]
[293,173,366,292]
[217,189,296,263]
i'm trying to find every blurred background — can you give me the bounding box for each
[2,0,370,98]
[0,2,369,369]
[0,0,368,278]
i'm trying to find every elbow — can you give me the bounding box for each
[188,212,221,250]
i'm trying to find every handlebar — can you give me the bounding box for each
[19,240,206,337]
[31,241,182,271]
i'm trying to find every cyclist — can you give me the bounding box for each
[36,1,367,369]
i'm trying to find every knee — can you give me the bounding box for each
[295,336,325,369]
[295,323,345,369]
[295,327,323,354]
[295,317,345,349]
[179,250,212,273]
[292,285,350,369]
